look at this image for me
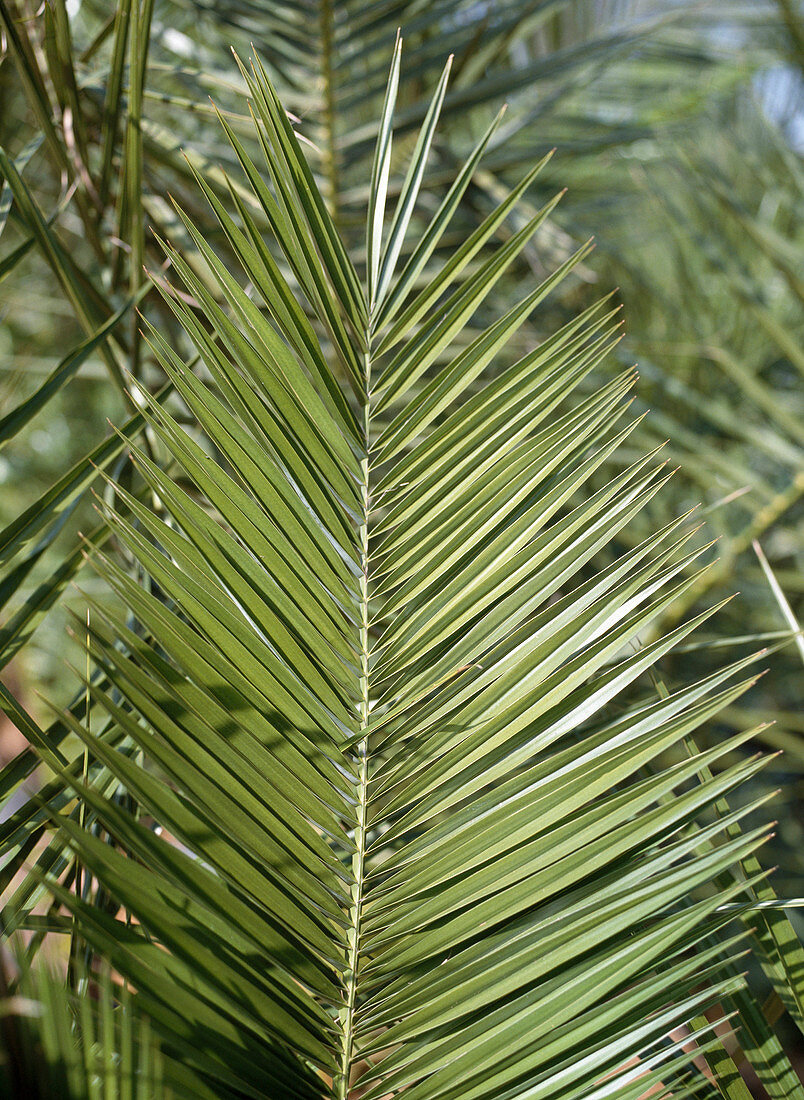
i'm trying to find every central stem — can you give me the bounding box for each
[337,357,372,1099]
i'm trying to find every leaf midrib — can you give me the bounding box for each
[337,348,373,1099]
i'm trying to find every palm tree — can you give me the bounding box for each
[1,2,801,765]
[2,41,803,1098]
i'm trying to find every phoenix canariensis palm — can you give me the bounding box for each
[1,41,797,1100]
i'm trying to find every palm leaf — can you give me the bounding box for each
[0,44,789,1100]
[0,947,203,1099]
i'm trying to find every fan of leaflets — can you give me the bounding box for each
[2,44,796,1100]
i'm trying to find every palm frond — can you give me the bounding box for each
[0,50,787,1100]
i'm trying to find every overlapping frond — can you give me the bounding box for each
[0,43,794,1100]
[0,954,174,1100]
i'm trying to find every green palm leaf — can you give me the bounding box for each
[0,952,173,1100]
[0,46,790,1100]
